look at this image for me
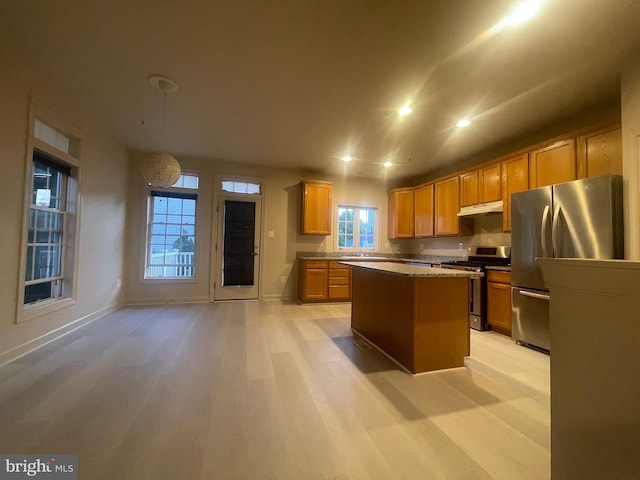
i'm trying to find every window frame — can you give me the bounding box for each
[17,100,82,323]
[335,204,379,252]
[142,174,200,283]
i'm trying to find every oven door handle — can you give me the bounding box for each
[519,290,550,301]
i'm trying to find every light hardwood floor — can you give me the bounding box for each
[0,302,550,479]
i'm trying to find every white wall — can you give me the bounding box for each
[0,58,129,365]
[124,153,392,304]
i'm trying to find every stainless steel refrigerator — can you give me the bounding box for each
[510,174,624,351]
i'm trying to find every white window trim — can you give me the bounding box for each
[335,203,379,252]
[17,97,82,323]
[139,171,202,284]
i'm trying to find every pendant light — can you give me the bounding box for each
[141,74,182,188]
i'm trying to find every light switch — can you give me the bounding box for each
[267,230,275,238]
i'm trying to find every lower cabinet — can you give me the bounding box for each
[328,261,351,300]
[298,259,351,303]
[486,270,512,336]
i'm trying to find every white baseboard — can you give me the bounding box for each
[0,302,122,368]
[261,293,292,303]
[124,296,210,306]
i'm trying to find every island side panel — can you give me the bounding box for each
[351,267,416,372]
[414,276,470,372]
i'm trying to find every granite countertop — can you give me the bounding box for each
[341,261,483,278]
[485,266,512,272]
[297,253,464,264]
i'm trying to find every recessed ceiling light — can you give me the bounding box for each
[383,161,393,168]
[398,104,412,116]
[342,155,352,162]
[457,119,471,128]
[508,1,540,24]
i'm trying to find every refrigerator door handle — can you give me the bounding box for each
[541,205,550,257]
[519,290,551,301]
[552,204,561,256]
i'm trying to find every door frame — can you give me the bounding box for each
[210,174,265,302]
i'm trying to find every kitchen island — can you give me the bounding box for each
[343,262,481,374]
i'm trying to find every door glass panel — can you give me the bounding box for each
[223,200,256,286]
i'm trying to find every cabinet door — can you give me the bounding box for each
[435,177,461,236]
[459,171,479,207]
[414,183,434,237]
[501,154,529,232]
[529,139,576,188]
[480,163,501,203]
[576,126,622,179]
[388,189,415,238]
[304,268,328,301]
[487,281,512,335]
[301,181,332,235]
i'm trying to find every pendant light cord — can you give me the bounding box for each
[161,87,167,151]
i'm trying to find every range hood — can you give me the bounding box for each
[457,200,504,217]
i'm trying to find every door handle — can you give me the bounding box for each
[519,290,550,301]
[552,205,561,256]
[540,205,550,258]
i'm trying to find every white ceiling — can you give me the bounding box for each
[2,0,639,180]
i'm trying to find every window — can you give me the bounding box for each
[145,175,198,279]
[337,205,377,250]
[221,180,260,195]
[19,111,81,322]
[24,152,72,305]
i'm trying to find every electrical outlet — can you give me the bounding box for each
[280,276,286,284]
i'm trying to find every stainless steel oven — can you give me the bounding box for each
[441,246,510,331]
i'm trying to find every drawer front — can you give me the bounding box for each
[329,285,350,299]
[329,261,349,269]
[304,260,328,269]
[329,276,350,286]
[329,268,350,278]
[487,270,511,284]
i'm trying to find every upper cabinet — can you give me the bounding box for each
[529,139,576,188]
[300,180,333,235]
[386,120,622,237]
[501,154,529,232]
[414,183,434,237]
[460,162,501,207]
[388,188,415,238]
[459,171,479,207]
[577,125,622,179]
[479,163,502,203]
[435,176,471,236]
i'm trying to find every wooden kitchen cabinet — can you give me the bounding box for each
[300,180,333,235]
[501,153,529,232]
[459,170,479,207]
[460,162,500,207]
[388,188,415,238]
[529,139,576,188]
[297,260,329,302]
[487,270,512,336]
[328,261,351,300]
[479,162,502,203]
[298,259,352,303]
[576,125,622,179]
[435,176,471,236]
[414,183,434,237]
